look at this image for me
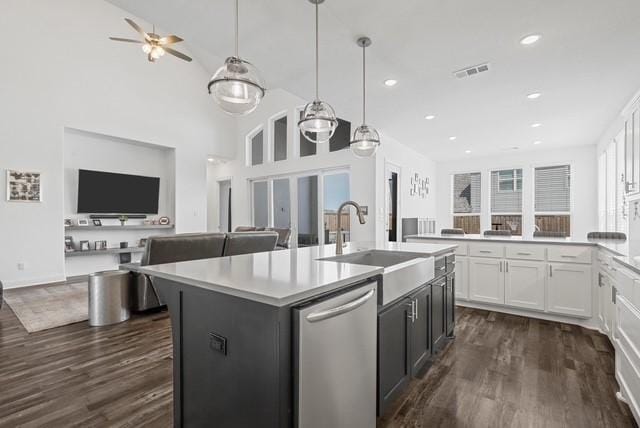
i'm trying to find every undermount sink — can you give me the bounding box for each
[318,250,426,268]
[318,250,435,305]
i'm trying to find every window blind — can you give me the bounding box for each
[453,173,481,213]
[535,165,570,212]
[491,169,522,213]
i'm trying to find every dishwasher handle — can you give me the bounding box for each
[306,289,376,323]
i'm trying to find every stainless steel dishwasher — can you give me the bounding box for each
[294,281,378,428]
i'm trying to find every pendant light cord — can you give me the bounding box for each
[362,43,366,124]
[235,0,239,58]
[315,1,319,100]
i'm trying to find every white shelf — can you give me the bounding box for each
[65,225,174,231]
[65,247,145,258]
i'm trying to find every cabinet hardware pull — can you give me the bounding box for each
[499,261,502,272]
[479,250,492,253]
[561,255,577,258]
[517,252,532,255]
[415,298,418,320]
[506,261,509,272]
[307,289,376,322]
[549,265,553,277]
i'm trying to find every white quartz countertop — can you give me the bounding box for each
[130,241,456,307]
[407,233,639,273]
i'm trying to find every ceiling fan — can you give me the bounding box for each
[109,18,192,63]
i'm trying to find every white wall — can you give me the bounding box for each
[0,0,236,288]
[63,128,176,277]
[207,88,438,244]
[435,145,598,239]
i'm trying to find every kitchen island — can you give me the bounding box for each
[131,241,456,427]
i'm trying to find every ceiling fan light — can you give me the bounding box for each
[350,125,380,158]
[142,43,152,54]
[208,57,266,116]
[298,100,338,144]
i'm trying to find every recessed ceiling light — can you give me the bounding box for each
[533,140,542,145]
[531,123,541,128]
[465,150,471,154]
[520,34,541,45]
[527,92,542,99]
[425,115,436,120]
[449,136,457,141]
[384,79,398,87]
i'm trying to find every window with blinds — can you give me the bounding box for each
[452,172,481,234]
[534,165,571,236]
[491,169,522,235]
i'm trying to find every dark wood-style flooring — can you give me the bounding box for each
[0,304,635,427]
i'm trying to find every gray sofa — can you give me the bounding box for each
[132,231,279,311]
[234,226,291,249]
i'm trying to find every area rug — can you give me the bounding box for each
[3,282,88,333]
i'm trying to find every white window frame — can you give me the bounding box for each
[249,166,351,247]
[496,169,522,193]
[245,125,264,167]
[268,110,288,163]
[451,171,482,233]
[532,162,573,237]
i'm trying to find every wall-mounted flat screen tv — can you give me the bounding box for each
[77,169,160,214]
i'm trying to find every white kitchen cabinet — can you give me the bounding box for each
[547,263,592,318]
[469,258,505,305]
[504,260,546,311]
[624,102,640,195]
[454,256,468,300]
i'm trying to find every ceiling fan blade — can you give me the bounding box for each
[159,35,183,45]
[124,18,150,41]
[164,47,192,62]
[109,37,142,43]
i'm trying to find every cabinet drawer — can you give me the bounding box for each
[452,242,468,256]
[505,245,545,261]
[469,243,504,258]
[547,245,592,264]
[616,268,637,302]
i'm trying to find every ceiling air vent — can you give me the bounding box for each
[453,63,490,79]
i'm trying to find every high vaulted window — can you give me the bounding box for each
[534,165,571,236]
[452,172,481,234]
[491,169,523,235]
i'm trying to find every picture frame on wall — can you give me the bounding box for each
[6,170,41,202]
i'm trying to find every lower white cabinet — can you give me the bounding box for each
[504,260,546,311]
[469,258,505,305]
[547,263,592,318]
[454,256,468,300]
[598,272,615,337]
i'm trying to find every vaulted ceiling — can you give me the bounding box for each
[106,0,640,161]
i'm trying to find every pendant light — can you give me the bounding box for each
[208,0,266,116]
[298,0,338,144]
[350,37,381,158]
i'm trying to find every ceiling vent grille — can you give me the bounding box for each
[453,63,490,79]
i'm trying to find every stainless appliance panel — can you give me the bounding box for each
[294,282,377,428]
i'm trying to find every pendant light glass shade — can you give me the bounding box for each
[208,57,265,116]
[351,124,380,158]
[350,36,380,158]
[298,0,338,144]
[299,100,338,144]
[208,0,266,116]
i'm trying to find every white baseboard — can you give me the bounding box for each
[2,275,67,290]
[456,300,598,330]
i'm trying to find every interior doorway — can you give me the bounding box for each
[218,179,232,232]
[385,163,400,242]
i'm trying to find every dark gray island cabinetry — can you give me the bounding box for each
[134,242,456,427]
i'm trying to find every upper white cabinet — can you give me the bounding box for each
[505,260,546,311]
[469,258,505,304]
[547,263,592,318]
[624,100,640,195]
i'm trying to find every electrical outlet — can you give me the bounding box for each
[17,262,25,271]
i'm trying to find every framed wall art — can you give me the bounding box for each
[6,170,41,202]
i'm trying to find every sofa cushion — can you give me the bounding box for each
[223,232,279,256]
[141,233,227,266]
